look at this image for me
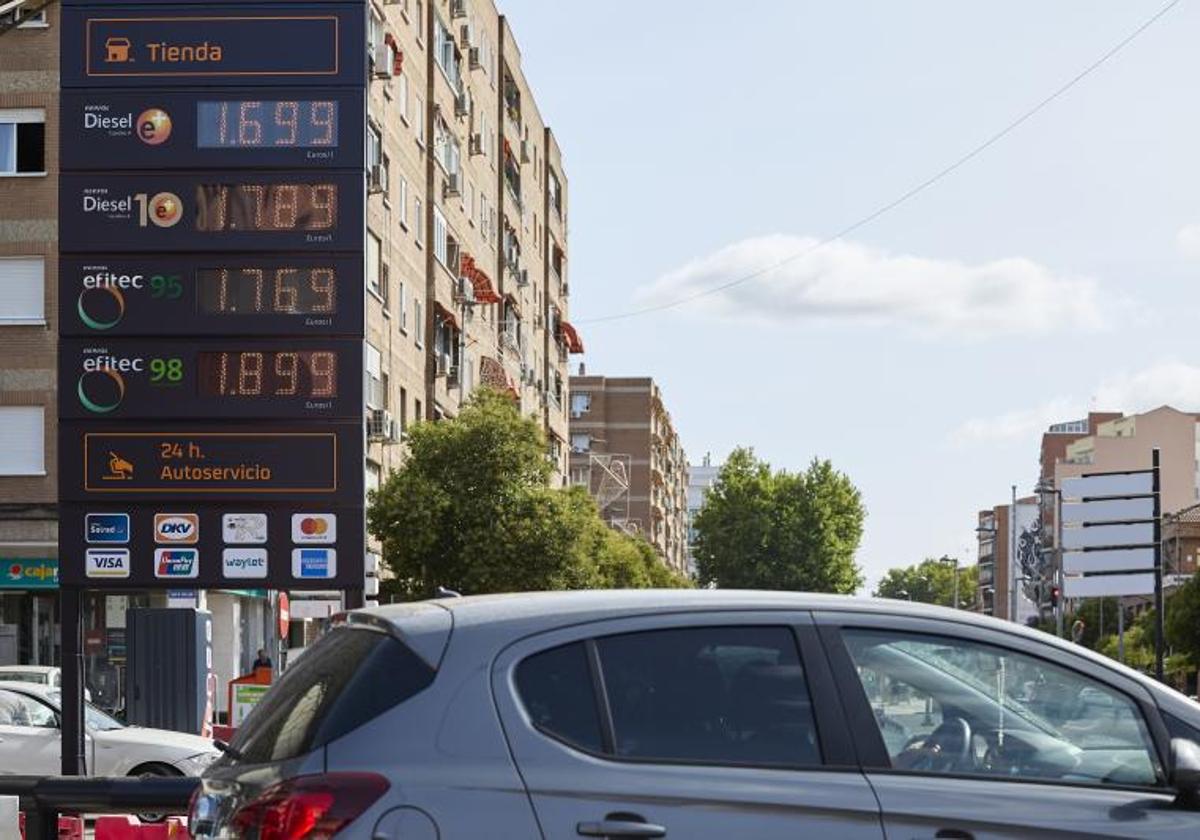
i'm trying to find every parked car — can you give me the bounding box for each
[0,666,91,701]
[190,591,1200,839]
[0,682,217,777]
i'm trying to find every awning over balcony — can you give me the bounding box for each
[433,301,459,330]
[459,253,500,304]
[480,355,518,399]
[558,320,584,354]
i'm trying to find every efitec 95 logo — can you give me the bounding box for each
[74,265,184,332]
[81,186,182,228]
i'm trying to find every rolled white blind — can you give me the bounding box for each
[0,257,44,322]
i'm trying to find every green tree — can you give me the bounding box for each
[693,448,865,593]
[874,558,978,609]
[1166,575,1200,667]
[368,388,690,598]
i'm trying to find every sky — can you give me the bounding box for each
[498,0,1200,591]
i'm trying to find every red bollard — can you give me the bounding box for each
[17,813,86,840]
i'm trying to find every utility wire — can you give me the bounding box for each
[579,0,1182,325]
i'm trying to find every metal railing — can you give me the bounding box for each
[0,776,198,840]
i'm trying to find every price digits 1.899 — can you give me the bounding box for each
[198,351,337,398]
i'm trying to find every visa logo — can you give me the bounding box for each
[155,547,198,579]
[86,548,130,578]
[85,513,130,544]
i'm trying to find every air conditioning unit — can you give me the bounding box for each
[446,365,460,386]
[454,91,470,117]
[517,268,529,287]
[372,44,394,79]
[468,46,481,70]
[520,139,530,164]
[387,419,403,443]
[469,133,484,156]
[443,172,461,198]
[450,0,466,19]
[367,408,392,440]
[368,164,388,194]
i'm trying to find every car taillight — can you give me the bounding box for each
[229,773,389,840]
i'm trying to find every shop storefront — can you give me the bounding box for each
[0,558,60,666]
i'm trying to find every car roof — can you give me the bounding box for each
[0,665,55,674]
[361,589,1183,701]
[0,681,54,697]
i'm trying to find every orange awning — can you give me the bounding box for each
[433,301,459,330]
[459,253,501,304]
[479,356,518,399]
[558,320,584,354]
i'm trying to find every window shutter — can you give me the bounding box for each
[0,257,44,322]
[0,407,44,475]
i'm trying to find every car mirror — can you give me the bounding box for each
[1170,738,1200,809]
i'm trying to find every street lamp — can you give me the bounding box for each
[938,555,960,610]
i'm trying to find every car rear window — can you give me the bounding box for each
[231,625,435,764]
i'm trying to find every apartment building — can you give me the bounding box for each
[686,454,721,575]
[569,376,689,573]
[0,2,59,667]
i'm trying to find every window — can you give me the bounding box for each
[570,433,590,454]
[570,466,589,487]
[365,460,381,497]
[229,626,435,765]
[0,109,45,175]
[367,124,382,168]
[415,94,425,146]
[434,15,462,91]
[397,175,409,229]
[842,629,1163,787]
[414,196,423,244]
[365,343,384,409]
[517,642,605,753]
[0,407,44,475]
[397,73,410,124]
[549,169,563,218]
[399,387,408,431]
[398,279,408,332]
[0,690,57,728]
[434,117,460,177]
[414,398,423,421]
[0,257,44,324]
[367,231,383,299]
[433,206,448,267]
[414,298,424,347]
[1,7,47,27]
[570,392,590,418]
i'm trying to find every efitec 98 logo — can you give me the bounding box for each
[81,186,183,228]
[74,346,184,415]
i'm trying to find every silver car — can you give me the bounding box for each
[190,590,1200,838]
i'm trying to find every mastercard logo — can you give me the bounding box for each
[299,517,328,535]
[137,108,172,146]
[148,192,182,228]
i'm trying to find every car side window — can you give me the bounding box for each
[842,629,1164,788]
[515,641,605,753]
[0,690,56,728]
[596,626,821,767]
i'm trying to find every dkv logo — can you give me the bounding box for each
[155,513,198,544]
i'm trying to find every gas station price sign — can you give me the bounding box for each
[62,89,363,169]
[61,338,363,420]
[60,254,364,336]
[59,172,363,252]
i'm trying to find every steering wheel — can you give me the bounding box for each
[895,717,973,773]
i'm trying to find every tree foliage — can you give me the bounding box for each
[368,388,690,598]
[874,557,978,609]
[693,448,865,593]
[1166,575,1200,666]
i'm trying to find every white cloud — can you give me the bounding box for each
[1177,223,1200,260]
[638,235,1109,337]
[952,360,1200,444]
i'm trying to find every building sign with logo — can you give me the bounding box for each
[0,559,60,589]
[59,0,367,592]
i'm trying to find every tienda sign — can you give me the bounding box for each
[2,559,60,589]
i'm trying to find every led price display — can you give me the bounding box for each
[198,350,337,398]
[197,267,337,315]
[198,100,338,148]
[195,183,336,232]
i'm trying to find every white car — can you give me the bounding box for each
[0,666,91,701]
[0,682,218,777]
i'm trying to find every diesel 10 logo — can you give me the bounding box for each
[81,187,182,228]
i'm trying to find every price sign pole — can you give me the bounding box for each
[58,0,368,774]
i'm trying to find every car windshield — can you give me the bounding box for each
[48,691,125,731]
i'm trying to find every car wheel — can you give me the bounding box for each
[128,763,182,824]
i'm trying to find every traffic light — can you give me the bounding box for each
[1049,585,1061,608]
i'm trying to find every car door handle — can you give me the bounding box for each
[577,814,666,838]
[927,831,973,840]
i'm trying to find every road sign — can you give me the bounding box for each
[1063,573,1156,598]
[1061,522,1155,550]
[1063,547,1155,574]
[1061,496,1154,525]
[1060,471,1153,500]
